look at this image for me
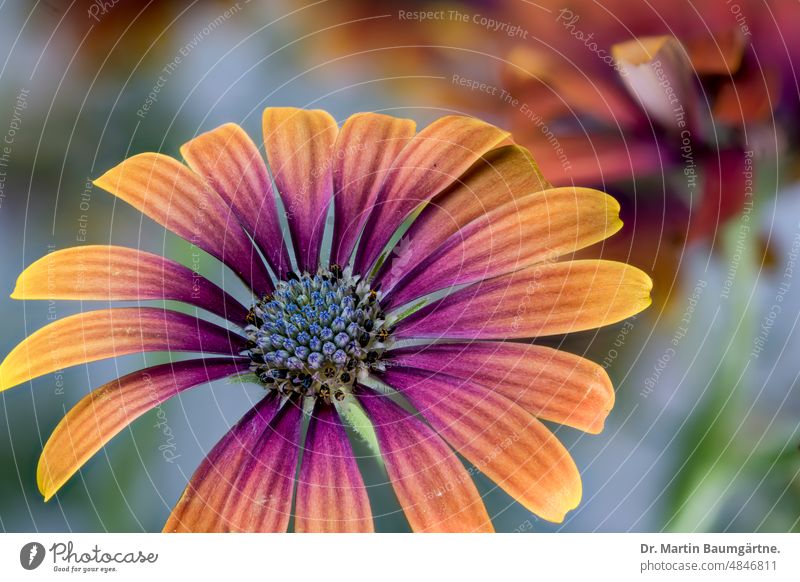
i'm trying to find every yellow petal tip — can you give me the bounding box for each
[91,173,109,190]
[546,490,583,524]
[642,274,655,308]
[0,366,14,393]
[612,35,673,65]
[37,461,57,502]
[9,278,27,300]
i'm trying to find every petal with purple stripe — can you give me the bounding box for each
[375,145,548,291]
[0,307,246,392]
[181,123,292,278]
[94,153,272,295]
[164,395,303,532]
[331,112,416,267]
[358,387,493,532]
[382,368,582,523]
[38,358,250,500]
[394,260,652,340]
[383,187,622,311]
[295,402,373,532]
[353,116,510,276]
[11,245,250,325]
[386,342,614,434]
[263,108,338,272]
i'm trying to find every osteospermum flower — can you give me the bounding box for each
[495,0,800,305]
[0,108,652,532]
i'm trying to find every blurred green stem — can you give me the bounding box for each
[666,156,776,531]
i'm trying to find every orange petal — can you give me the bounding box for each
[396,260,653,340]
[294,402,373,532]
[714,67,780,126]
[383,368,582,523]
[164,395,302,532]
[0,308,245,392]
[685,28,746,75]
[38,358,249,501]
[181,123,292,278]
[504,46,641,127]
[376,144,549,289]
[387,342,614,434]
[93,153,272,294]
[353,115,510,276]
[358,388,493,532]
[263,108,338,272]
[384,187,623,310]
[11,245,249,325]
[511,127,664,186]
[331,112,416,266]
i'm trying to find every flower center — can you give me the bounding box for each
[243,265,392,403]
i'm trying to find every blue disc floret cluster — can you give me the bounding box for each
[242,265,393,404]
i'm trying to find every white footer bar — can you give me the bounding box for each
[1,533,797,581]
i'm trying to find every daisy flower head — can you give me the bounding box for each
[0,108,652,532]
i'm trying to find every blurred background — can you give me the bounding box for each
[0,0,798,532]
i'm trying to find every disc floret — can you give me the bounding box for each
[243,265,392,403]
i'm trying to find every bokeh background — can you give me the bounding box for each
[1,0,799,532]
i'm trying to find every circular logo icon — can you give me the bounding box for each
[20,542,46,570]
